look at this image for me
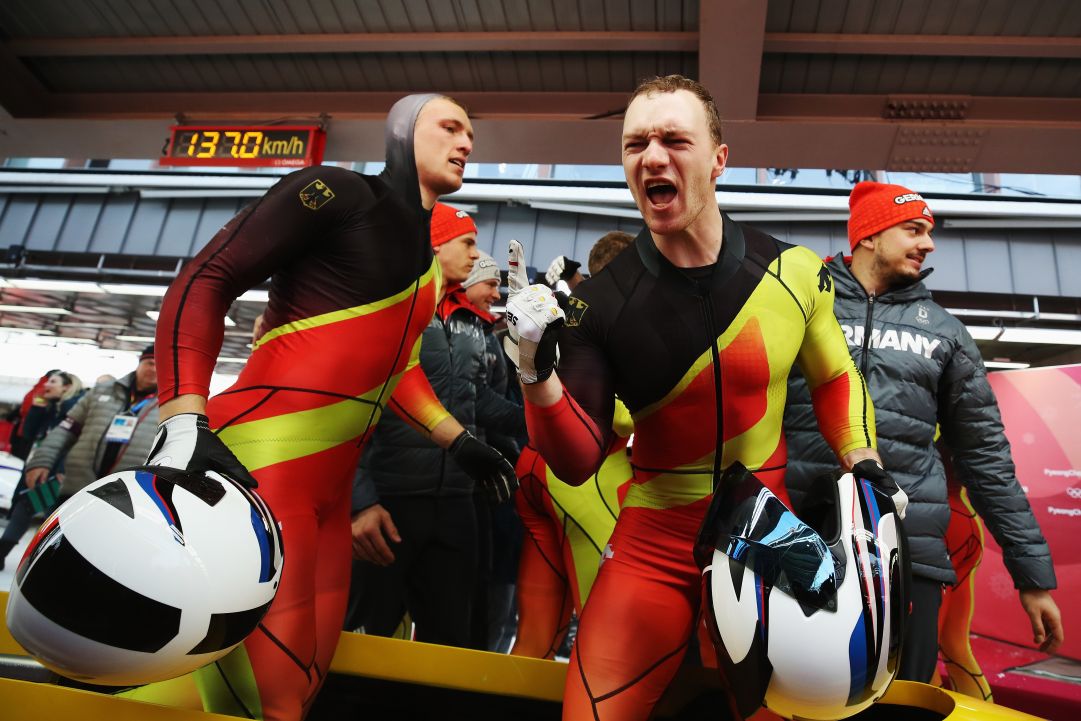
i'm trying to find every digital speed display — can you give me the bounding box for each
[160,125,326,167]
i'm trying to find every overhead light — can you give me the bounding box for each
[100,284,169,296]
[55,337,99,345]
[948,308,1081,322]
[0,304,71,315]
[0,326,55,335]
[237,289,270,303]
[984,360,1031,370]
[6,279,105,293]
[942,219,1081,229]
[527,200,642,220]
[967,325,1081,346]
[116,335,157,342]
[217,357,250,364]
[145,310,235,327]
[57,321,129,329]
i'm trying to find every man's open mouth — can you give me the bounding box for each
[645,180,677,205]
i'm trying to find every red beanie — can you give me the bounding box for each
[847,181,934,251]
[430,203,477,247]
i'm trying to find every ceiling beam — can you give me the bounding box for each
[5,31,697,58]
[698,0,769,121]
[0,43,49,116]
[0,115,1078,173]
[758,94,1081,125]
[45,91,631,120]
[763,33,1081,59]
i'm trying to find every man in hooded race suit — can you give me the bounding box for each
[147,94,517,721]
[504,74,907,721]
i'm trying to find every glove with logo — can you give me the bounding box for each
[146,413,259,489]
[448,430,517,504]
[504,239,565,384]
[852,459,908,520]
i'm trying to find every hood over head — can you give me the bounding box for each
[380,93,442,210]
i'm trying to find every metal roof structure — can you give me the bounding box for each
[0,0,1078,172]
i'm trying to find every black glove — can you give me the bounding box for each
[448,430,518,504]
[146,413,258,489]
[852,459,907,519]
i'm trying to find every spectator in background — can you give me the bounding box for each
[461,251,529,652]
[348,204,519,648]
[784,181,1063,682]
[7,370,61,461]
[24,346,158,504]
[0,370,84,571]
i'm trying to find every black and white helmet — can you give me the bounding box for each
[694,463,909,720]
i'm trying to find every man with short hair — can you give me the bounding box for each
[504,74,889,720]
[586,230,634,277]
[784,181,1063,682]
[147,97,516,720]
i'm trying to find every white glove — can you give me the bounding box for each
[146,413,258,489]
[504,239,565,384]
[545,256,567,286]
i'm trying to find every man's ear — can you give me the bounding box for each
[711,143,729,182]
[857,236,875,252]
[433,245,442,255]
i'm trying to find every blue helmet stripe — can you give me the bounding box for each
[249,505,272,583]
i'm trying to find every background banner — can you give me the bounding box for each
[971,364,1081,661]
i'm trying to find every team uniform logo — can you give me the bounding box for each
[818,265,833,294]
[299,179,335,210]
[916,305,930,325]
[565,297,589,327]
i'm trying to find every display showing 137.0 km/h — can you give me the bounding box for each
[159,125,326,168]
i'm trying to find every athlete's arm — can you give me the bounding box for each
[521,346,613,486]
[793,254,878,469]
[156,166,369,419]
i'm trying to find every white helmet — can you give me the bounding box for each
[6,466,283,686]
[694,463,909,720]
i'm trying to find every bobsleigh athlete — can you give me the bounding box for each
[146,94,516,720]
[504,74,904,721]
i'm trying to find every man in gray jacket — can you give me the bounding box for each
[784,182,1063,682]
[25,345,159,499]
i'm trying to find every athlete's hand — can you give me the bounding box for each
[351,504,401,566]
[146,413,258,489]
[852,459,907,520]
[1019,589,1064,654]
[504,239,564,384]
[448,430,517,504]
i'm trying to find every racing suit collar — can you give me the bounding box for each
[635,212,746,295]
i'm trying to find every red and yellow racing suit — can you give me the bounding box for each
[526,217,875,721]
[511,402,633,659]
[154,155,448,720]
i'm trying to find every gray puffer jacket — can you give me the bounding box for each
[26,373,160,497]
[784,255,1055,589]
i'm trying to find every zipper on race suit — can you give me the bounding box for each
[699,292,724,493]
[860,292,875,377]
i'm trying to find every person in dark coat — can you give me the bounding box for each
[784,182,1063,683]
[347,204,521,648]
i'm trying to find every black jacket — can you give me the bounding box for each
[784,255,1056,589]
[353,293,524,510]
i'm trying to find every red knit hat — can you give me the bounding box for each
[847,181,934,251]
[430,202,477,247]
